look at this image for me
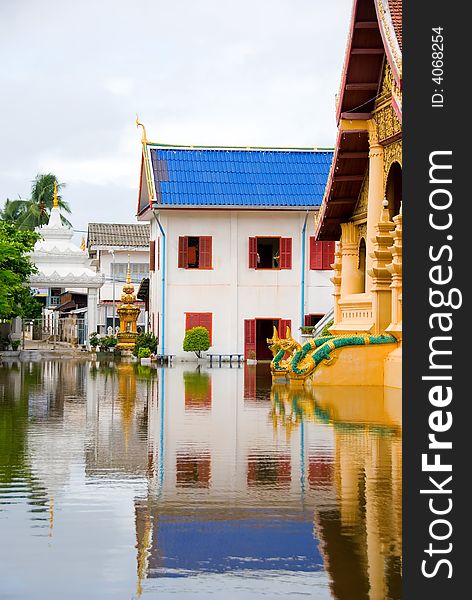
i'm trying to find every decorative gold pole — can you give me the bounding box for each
[53,181,59,208]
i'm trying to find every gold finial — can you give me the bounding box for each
[136,114,148,143]
[127,253,131,284]
[53,181,59,209]
[80,236,86,251]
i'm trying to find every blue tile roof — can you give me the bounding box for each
[149,147,333,207]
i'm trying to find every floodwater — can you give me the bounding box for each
[0,360,402,600]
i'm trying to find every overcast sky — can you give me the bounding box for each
[0,0,351,237]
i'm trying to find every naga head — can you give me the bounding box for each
[267,326,282,356]
[279,327,301,353]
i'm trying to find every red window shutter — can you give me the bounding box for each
[279,319,291,338]
[280,237,292,269]
[244,319,256,359]
[248,237,257,269]
[178,236,188,268]
[149,240,155,271]
[322,241,335,270]
[304,315,311,327]
[310,238,323,270]
[186,312,199,331]
[199,312,212,344]
[186,312,212,344]
[199,236,212,269]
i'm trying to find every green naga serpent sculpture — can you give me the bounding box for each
[267,327,396,383]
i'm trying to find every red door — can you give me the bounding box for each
[279,319,291,338]
[244,319,256,359]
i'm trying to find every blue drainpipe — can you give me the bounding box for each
[300,211,309,330]
[153,213,166,355]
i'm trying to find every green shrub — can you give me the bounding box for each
[321,319,334,337]
[133,332,158,357]
[138,347,151,359]
[300,326,314,335]
[98,335,117,351]
[10,340,21,350]
[89,332,100,348]
[183,326,210,358]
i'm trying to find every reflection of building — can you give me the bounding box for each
[86,223,149,334]
[314,0,402,389]
[84,362,152,476]
[135,124,335,360]
[131,369,401,599]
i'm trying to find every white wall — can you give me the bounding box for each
[95,248,149,330]
[146,209,333,358]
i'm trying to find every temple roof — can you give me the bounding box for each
[316,0,402,241]
[87,223,150,248]
[30,207,104,288]
[138,146,333,212]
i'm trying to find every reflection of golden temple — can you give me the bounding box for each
[135,501,152,598]
[116,259,141,351]
[116,362,137,449]
[311,385,402,600]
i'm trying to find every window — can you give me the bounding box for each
[358,238,366,293]
[248,237,292,269]
[111,263,150,283]
[178,236,212,269]
[309,239,335,270]
[185,312,212,344]
[304,314,324,327]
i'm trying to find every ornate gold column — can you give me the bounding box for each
[386,206,402,339]
[368,202,395,334]
[331,242,342,324]
[340,222,363,298]
[366,125,384,285]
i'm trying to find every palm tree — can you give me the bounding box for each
[0,198,26,224]
[1,173,73,230]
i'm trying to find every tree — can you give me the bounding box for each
[183,326,211,358]
[0,198,25,224]
[1,173,72,230]
[0,222,39,319]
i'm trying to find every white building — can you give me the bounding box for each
[29,199,104,338]
[86,223,150,334]
[136,142,335,360]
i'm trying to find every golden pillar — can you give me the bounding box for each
[386,206,403,339]
[368,202,395,335]
[331,243,342,324]
[366,127,384,286]
[339,222,363,297]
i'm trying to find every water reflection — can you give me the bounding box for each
[0,361,401,599]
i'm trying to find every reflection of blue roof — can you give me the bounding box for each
[148,513,323,576]
[149,147,332,207]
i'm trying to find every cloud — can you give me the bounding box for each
[0,0,353,232]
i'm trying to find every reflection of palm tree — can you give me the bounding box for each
[1,173,72,230]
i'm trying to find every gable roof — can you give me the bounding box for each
[139,146,333,211]
[316,0,402,241]
[87,223,150,248]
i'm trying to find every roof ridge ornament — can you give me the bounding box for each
[136,114,148,144]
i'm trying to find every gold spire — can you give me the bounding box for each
[53,181,59,209]
[136,114,148,143]
[80,236,86,251]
